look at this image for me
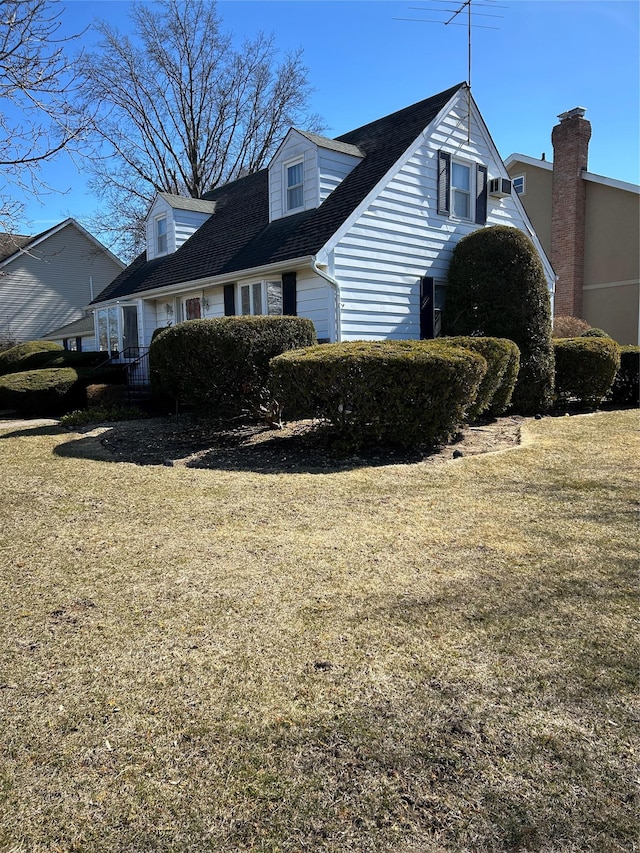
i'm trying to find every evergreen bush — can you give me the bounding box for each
[553,337,620,409]
[580,327,611,338]
[0,340,64,375]
[0,368,81,416]
[442,225,554,414]
[149,316,316,414]
[270,340,487,451]
[442,336,520,419]
[608,345,639,406]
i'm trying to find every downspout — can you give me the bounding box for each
[311,257,342,342]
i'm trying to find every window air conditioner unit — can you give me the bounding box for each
[489,178,512,199]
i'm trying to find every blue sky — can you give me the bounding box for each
[12,0,640,242]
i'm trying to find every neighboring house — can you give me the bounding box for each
[506,109,640,345]
[0,219,125,345]
[91,82,554,355]
[40,314,97,352]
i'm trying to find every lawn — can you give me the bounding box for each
[0,410,637,852]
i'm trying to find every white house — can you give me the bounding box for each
[90,83,555,354]
[0,219,124,346]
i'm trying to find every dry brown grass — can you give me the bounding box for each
[0,410,637,852]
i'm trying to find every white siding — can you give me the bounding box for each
[296,270,331,340]
[146,196,175,260]
[0,223,123,343]
[318,148,362,204]
[331,92,553,341]
[174,209,213,251]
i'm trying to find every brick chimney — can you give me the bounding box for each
[551,107,591,318]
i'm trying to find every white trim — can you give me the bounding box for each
[583,279,639,291]
[504,153,553,172]
[284,156,305,214]
[0,218,125,270]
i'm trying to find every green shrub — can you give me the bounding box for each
[44,351,109,370]
[442,336,520,419]
[0,368,81,416]
[0,340,64,375]
[270,340,487,451]
[581,327,611,338]
[553,316,591,338]
[443,225,554,415]
[608,345,639,406]
[61,405,147,428]
[150,316,316,414]
[553,337,620,409]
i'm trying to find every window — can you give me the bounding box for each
[97,306,119,353]
[156,216,167,254]
[513,175,526,195]
[451,162,471,219]
[176,295,202,323]
[239,280,283,316]
[286,161,304,211]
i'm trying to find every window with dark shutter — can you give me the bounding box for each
[282,271,297,316]
[223,283,235,316]
[437,151,451,216]
[475,164,488,225]
[420,276,435,339]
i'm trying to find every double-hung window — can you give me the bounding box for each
[286,161,304,212]
[240,280,283,316]
[512,175,526,196]
[451,162,471,219]
[437,151,488,225]
[156,216,168,254]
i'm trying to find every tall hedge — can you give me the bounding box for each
[149,316,316,413]
[270,340,487,451]
[608,345,639,406]
[553,337,620,409]
[442,225,554,415]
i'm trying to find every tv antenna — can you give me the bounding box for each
[394,1,507,90]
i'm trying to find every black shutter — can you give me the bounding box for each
[437,151,451,216]
[420,276,435,339]
[223,283,235,316]
[475,164,488,225]
[282,271,297,316]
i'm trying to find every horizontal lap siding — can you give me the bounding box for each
[318,149,363,204]
[334,96,542,340]
[296,271,330,340]
[174,210,213,250]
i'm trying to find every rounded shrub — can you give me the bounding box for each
[442,336,520,419]
[442,225,554,415]
[553,337,620,409]
[608,345,639,406]
[0,340,64,375]
[270,339,487,451]
[553,316,591,338]
[580,327,611,338]
[149,316,316,413]
[0,368,81,416]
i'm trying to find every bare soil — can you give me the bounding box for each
[90,413,524,472]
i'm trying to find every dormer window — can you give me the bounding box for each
[286,161,304,212]
[156,216,168,254]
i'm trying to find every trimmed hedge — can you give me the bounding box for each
[608,345,639,406]
[0,340,64,375]
[442,336,520,419]
[270,340,487,450]
[150,316,317,413]
[0,368,81,416]
[443,225,554,415]
[553,337,620,409]
[581,327,610,338]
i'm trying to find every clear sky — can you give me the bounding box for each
[12,0,640,244]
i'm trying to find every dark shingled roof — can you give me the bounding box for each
[94,82,464,304]
[0,233,32,263]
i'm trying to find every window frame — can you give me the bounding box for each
[155,215,168,255]
[284,158,304,213]
[450,159,473,221]
[238,280,284,316]
[512,175,526,196]
[175,293,203,323]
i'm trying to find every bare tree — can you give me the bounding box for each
[0,0,84,235]
[79,0,323,260]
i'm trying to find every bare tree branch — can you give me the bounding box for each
[78,0,323,260]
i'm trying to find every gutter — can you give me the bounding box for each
[311,257,342,342]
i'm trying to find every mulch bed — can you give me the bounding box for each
[91,414,524,473]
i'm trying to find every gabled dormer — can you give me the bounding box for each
[146,193,216,261]
[268,129,364,222]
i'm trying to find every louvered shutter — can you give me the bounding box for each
[437,151,451,216]
[475,164,488,225]
[223,284,235,316]
[420,276,435,339]
[282,272,297,316]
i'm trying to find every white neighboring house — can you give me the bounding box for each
[91,83,555,356]
[0,219,124,347]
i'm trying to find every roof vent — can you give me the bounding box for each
[558,107,587,121]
